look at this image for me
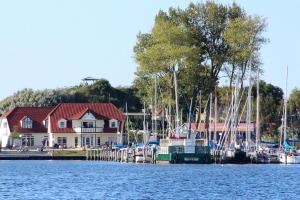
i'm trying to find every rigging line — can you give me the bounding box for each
[218,81,247,152]
[216,89,236,153]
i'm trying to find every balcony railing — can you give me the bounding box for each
[74,127,103,133]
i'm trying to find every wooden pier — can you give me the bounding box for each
[86,147,157,164]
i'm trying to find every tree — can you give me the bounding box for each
[133,2,267,138]
[288,88,300,139]
[253,81,284,137]
[134,10,200,107]
[11,125,20,147]
[223,16,267,88]
[0,80,142,115]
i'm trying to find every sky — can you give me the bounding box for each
[0,0,299,100]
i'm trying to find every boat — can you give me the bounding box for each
[279,140,300,164]
[279,151,300,164]
[134,145,152,163]
[278,66,300,164]
[156,138,211,164]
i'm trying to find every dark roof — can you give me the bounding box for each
[49,103,125,133]
[3,107,53,133]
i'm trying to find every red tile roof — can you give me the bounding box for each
[190,122,256,132]
[3,107,53,133]
[49,103,125,133]
[69,108,100,120]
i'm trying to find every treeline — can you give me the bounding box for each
[0,79,142,114]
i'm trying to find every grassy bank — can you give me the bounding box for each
[52,150,86,157]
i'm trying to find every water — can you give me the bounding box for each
[0,161,299,200]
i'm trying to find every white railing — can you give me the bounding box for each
[73,127,103,133]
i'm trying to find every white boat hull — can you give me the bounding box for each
[279,154,300,164]
[135,155,151,163]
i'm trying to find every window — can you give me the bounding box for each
[82,121,94,128]
[86,137,90,146]
[57,137,67,146]
[60,121,66,128]
[43,136,49,147]
[97,137,101,146]
[109,119,118,128]
[82,137,86,146]
[58,119,67,128]
[21,117,33,129]
[75,137,78,147]
[22,135,34,147]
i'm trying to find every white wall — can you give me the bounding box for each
[0,119,11,148]
[49,132,118,148]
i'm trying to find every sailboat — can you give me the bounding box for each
[215,67,254,164]
[279,66,300,164]
[135,102,152,163]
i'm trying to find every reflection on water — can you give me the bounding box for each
[0,161,299,200]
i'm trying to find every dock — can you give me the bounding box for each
[86,147,157,164]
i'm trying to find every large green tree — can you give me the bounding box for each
[134,10,201,107]
[224,16,267,88]
[133,2,267,137]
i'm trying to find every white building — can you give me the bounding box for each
[0,103,125,149]
[0,107,53,148]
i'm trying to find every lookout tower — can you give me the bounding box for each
[81,77,99,85]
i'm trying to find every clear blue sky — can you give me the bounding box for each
[0,0,299,100]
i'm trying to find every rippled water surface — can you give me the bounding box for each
[0,161,300,200]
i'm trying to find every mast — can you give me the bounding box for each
[154,75,157,136]
[162,107,165,139]
[198,91,202,137]
[256,70,260,150]
[283,66,288,143]
[126,102,129,145]
[214,88,218,144]
[209,93,213,143]
[143,102,146,132]
[280,104,284,148]
[188,98,193,139]
[168,100,171,138]
[247,67,253,152]
[174,65,180,138]
[143,102,149,144]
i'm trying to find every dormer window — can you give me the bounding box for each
[58,119,67,128]
[21,117,33,129]
[109,119,118,128]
